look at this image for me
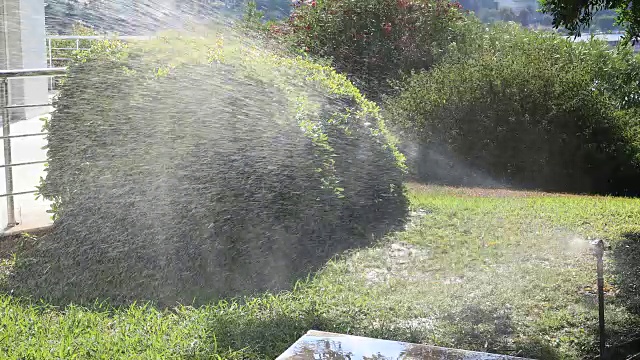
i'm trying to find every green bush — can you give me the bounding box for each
[269,0,466,98]
[385,23,640,195]
[11,31,407,306]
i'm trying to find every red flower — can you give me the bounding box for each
[311,0,316,6]
[382,22,392,35]
[397,0,409,8]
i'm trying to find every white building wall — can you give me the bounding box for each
[1,0,48,122]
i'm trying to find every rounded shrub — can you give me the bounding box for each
[385,23,640,195]
[270,0,466,97]
[10,31,408,306]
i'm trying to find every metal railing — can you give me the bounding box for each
[0,67,67,228]
[46,35,151,68]
[45,35,150,90]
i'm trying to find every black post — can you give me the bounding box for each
[594,239,606,359]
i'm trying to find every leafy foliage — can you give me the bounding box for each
[539,0,640,40]
[15,31,407,306]
[385,22,640,194]
[268,0,466,98]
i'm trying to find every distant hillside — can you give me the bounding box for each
[496,0,537,11]
[460,0,619,32]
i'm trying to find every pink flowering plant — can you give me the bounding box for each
[270,0,466,96]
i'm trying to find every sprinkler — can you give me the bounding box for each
[591,239,640,360]
[592,239,606,359]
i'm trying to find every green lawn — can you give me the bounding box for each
[1,184,639,359]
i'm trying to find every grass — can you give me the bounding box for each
[1,183,640,359]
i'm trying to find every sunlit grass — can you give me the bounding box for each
[1,184,639,359]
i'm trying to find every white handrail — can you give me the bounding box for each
[45,35,152,88]
[46,35,153,40]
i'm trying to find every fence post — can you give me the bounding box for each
[0,77,16,228]
[48,37,53,89]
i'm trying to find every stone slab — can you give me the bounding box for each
[277,330,533,360]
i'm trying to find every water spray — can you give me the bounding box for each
[592,239,606,359]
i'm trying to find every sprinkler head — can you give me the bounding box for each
[591,239,605,258]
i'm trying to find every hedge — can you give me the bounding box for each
[8,30,408,306]
[385,23,640,195]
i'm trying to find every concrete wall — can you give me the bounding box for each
[1,0,48,122]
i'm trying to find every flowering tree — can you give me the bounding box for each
[271,0,465,97]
